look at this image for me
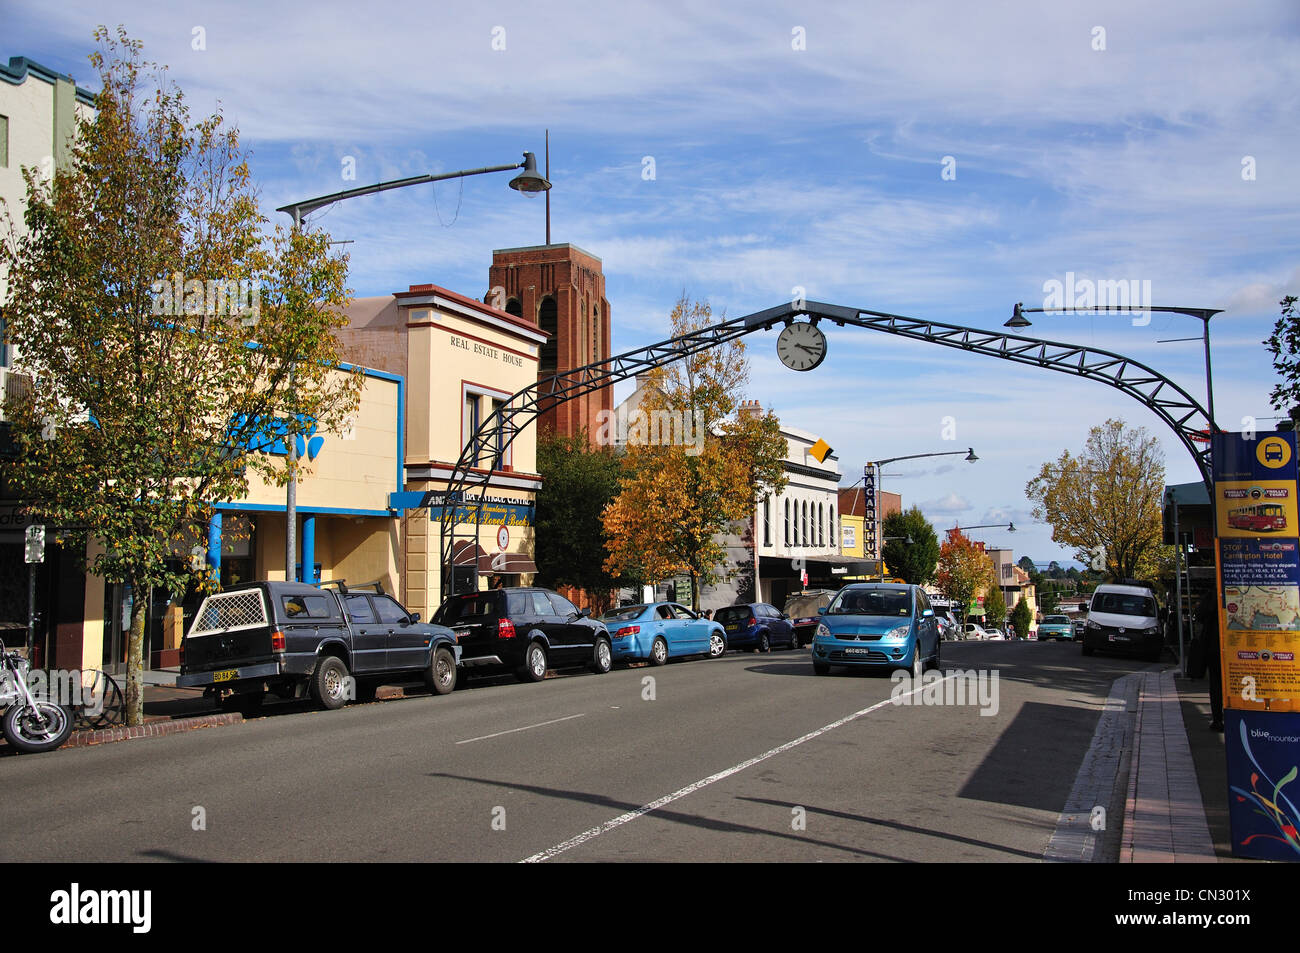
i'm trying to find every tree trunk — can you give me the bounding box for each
[690,571,700,612]
[125,583,147,726]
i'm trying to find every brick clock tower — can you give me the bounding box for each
[488,244,611,441]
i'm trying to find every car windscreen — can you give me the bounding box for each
[828,589,911,616]
[1091,593,1158,617]
[784,593,830,618]
[434,593,499,624]
[714,606,753,626]
[602,604,647,622]
[1043,615,1070,625]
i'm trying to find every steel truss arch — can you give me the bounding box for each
[434,299,1215,596]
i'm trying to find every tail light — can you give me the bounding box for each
[498,618,517,639]
[749,616,757,628]
[271,629,286,652]
[615,625,640,639]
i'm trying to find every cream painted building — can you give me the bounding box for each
[339,283,548,620]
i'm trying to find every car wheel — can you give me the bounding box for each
[310,656,350,711]
[650,637,668,666]
[926,640,941,672]
[908,644,923,681]
[709,632,726,658]
[517,642,547,683]
[812,662,830,675]
[592,637,613,674]
[759,632,770,653]
[425,645,457,695]
[790,630,801,650]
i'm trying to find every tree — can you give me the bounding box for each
[1025,419,1164,582]
[880,506,940,585]
[983,585,1007,629]
[1265,295,1300,416]
[935,530,995,625]
[1017,555,1036,574]
[533,430,627,607]
[602,295,787,609]
[0,30,360,724]
[1011,597,1033,638]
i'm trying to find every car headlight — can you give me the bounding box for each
[886,625,911,640]
[1086,620,1101,630]
[815,623,831,640]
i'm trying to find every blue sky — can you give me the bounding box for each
[6,0,1299,565]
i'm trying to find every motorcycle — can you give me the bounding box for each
[0,640,73,754]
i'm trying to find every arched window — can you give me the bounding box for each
[802,501,808,547]
[505,298,523,318]
[538,296,558,377]
[819,503,824,546]
[830,505,836,547]
[763,495,771,546]
[784,499,790,546]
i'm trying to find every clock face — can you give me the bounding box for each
[776,321,827,372]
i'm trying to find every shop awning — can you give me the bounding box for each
[450,541,537,575]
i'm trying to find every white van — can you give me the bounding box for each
[1081,583,1163,661]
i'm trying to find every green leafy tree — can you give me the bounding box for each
[1011,598,1033,638]
[983,585,1007,629]
[534,430,627,608]
[0,29,360,724]
[1265,295,1300,416]
[603,295,787,609]
[1017,555,1036,574]
[1025,419,1165,581]
[881,506,940,585]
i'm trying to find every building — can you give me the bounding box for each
[838,485,902,563]
[338,284,547,619]
[488,243,611,441]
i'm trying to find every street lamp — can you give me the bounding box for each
[1006,302,1222,431]
[945,522,1016,535]
[275,152,551,581]
[861,447,978,566]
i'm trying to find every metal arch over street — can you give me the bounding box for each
[432,299,1217,596]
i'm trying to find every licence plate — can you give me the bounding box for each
[213,669,237,682]
[1108,634,1129,642]
[726,624,739,632]
[845,647,869,655]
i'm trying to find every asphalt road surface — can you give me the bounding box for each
[0,641,1157,862]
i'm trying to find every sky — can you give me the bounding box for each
[5,0,1299,566]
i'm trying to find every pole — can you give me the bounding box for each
[285,199,298,582]
[545,129,551,246]
[1172,494,1186,677]
[26,563,35,657]
[1202,314,1216,431]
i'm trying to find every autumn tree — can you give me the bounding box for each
[881,506,940,585]
[935,530,995,625]
[0,29,360,724]
[602,295,787,609]
[1024,419,1164,582]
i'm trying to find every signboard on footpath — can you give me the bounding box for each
[1214,431,1300,859]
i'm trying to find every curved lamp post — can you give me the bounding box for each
[274,152,550,581]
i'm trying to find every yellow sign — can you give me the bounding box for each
[1257,435,1294,471]
[1218,480,1298,537]
[810,438,832,463]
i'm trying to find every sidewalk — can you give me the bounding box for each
[1119,666,1239,862]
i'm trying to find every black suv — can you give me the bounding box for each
[434,587,612,682]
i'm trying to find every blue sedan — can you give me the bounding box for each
[810,583,941,677]
[599,602,727,665]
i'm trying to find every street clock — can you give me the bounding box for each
[776,321,827,372]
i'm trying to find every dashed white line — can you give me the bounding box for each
[456,713,586,745]
[520,674,956,862]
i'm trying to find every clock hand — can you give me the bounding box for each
[796,344,819,354]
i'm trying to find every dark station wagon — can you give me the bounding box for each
[177,581,460,711]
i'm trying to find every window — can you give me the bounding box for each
[505,298,523,318]
[830,506,835,546]
[802,501,808,547]
[0,114,8,168]
[818,503,824,546]
[345,594,377,624]
[374,596,410,624]
[490,397,506,467]
[763,495,771,545]
[538,297,558,376]
[548,592,579,618]
[464,393,481,462]
[784,499,790,546]
[281,594,335,619]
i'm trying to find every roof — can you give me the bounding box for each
[0,56,97,105]
[1164,481,1210,507]
[395,283,550,340]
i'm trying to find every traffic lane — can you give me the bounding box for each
[525,645,1129,862]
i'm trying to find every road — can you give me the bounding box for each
[0,641,1155,862]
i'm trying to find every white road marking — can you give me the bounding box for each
[456,713,586,745]
[520,674,956,862]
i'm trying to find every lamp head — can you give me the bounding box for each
[1005,302,1033,329]
[965,448,979,463]
[508,152,551,194]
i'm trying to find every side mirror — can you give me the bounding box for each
[578,608,591,619]
[409,612,421,624]
[817,607,827,615]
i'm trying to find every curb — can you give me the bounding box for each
[1120,680,1144,863]
[62,712,243,748]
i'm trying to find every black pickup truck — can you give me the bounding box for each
[176,581,460,711]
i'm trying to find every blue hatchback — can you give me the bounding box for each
[810,583,941,676]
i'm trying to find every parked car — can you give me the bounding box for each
[811,583,941,676]
[1081,583,1164,661]
[1038,614,1075,642]
[782,590,838,648]
[434,587,612,681]
[1072,619,1086,640]
[984,626,1006,640]
[714,603,797,652]
[600,602,726,664]
[177,580,460,711]
[962,622,990,641]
